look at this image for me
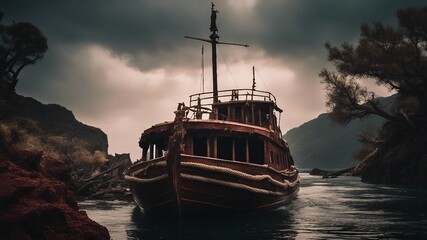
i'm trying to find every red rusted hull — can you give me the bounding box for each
[126,155,300,217]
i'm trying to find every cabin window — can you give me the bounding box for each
[218,106,228,120]
[217,137,233,160]
[247,105,253,124]
[146,143,160,160]
[148,144,154,160]
[270,151,274,164]
[235,138,246,162]
[142,146,148,160]
[260,105,270,128]
[254,106,260,126]
[155,144,163,158]
[272,114,278,129]
[284,154,290,168]
[193,136,208,157]
[235,106,242,122]
[209,137,216,158]
[248,139,264,164]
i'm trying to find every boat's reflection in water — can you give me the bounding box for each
[129,204,297,240]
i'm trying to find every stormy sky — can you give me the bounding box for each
[1,0,425,160]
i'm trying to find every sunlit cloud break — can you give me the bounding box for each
[2,0,423,160]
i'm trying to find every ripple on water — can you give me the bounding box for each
[79,174,427,240]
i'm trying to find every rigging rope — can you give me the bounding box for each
[255,68,270,92]
[201,45,205,92]
[218,45,239,88]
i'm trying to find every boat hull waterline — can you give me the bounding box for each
[126,154,300,216]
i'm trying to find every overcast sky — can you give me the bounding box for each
[2,0,425,160]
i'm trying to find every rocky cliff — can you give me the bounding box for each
[0,92,108,166]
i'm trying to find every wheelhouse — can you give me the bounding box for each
[138,89,293,171]
[189,89,283,134]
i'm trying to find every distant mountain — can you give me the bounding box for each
[0,92,108,166]
[284,95,396,169]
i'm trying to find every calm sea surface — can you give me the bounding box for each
[79,173,427,239]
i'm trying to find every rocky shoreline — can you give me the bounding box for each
[0,150,111,240]
[0,90,137,239]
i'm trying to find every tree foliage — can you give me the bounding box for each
[0,11,47,92]
[321,6,427,125]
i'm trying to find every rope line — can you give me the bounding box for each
[181,173,283,196]
[181,162,299,189]
[255,68,270,92]
[127,160,300,190]
[125,174,168,184]
[218,45,239,88]
[284,175,300,188]
[131,161,167,177]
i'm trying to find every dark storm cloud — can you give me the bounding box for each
[2,0,213,70]
[3,0,425,68]
[1,0,426,158]
[3,1,201,49]
[1,0,215,114]
[249,0,427,58]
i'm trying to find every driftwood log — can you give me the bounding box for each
[310,166,356,178]
[311,133,380,179]
[74,156,133,200]
[81,163,123,183]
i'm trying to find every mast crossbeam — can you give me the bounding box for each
[185,3,249,103]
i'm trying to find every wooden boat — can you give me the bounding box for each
[125,3,300,217]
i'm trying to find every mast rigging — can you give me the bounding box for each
[185,2,249,103]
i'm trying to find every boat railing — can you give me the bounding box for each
[189,89,277,108]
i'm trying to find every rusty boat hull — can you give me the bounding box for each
[126,154,299,217]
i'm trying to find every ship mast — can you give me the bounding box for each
[185,3,249,103]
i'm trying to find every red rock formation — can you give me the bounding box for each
[0,151,110,240]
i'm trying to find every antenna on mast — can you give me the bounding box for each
[252,66,256,100]
[201,45,205,92]
[252,66,256,91]
[185,2,249,103]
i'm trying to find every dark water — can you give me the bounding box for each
[79,173,427,239]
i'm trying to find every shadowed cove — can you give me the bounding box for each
[320,6,427,185]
